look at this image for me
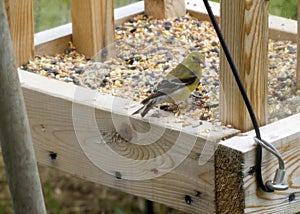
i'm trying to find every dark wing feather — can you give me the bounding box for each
[141,76,197,105]
[141,63,198,105]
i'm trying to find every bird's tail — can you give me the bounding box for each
[132,99,157,117]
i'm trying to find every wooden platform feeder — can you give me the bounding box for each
[4,0,300,213]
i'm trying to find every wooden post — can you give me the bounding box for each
[297,0,300,90]
[71,0,115,60]
[0,1,46,213]
[4,0,34,66]
[216,113,300,213]
[144,0,186,19]
[220,0,268,132]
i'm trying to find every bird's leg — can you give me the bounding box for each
[159,103,180,116]
[173,103,181,117]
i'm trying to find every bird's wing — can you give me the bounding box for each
[166,63,198,81]
[141,76,197,104]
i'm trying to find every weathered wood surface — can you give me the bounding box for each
[34,24,72,56]
[114,1,144,25]
[186,0,220,22]
[186,0,297,42]
[19,69,239,214]
[5,0,34,66]
[217,113,300,213]
[144,0,185,19]
[34,1,297,57]
[219,0,268,132]
[34,3,144,56]
[269,14,297,42]
[71,0,115,60]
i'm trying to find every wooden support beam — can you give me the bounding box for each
[186,0,297,42]
[297,0,300,90]
[216,113,300,213]
[34,1,297,57]
[34,2,144,56]
[144,0,186,19]
[71,0,115,60]
[5,0,34,66]
[18,69,239,214]
[220,0,268,132]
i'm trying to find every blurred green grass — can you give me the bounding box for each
[33,0,142,32]
[210,0,297,20]
[34,0,298,32]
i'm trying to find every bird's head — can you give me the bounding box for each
[187,52,205,68]
[182,52,205,78]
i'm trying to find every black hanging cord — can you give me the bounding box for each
[202,0,272,192]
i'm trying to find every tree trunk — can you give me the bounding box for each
[0,0,46,213]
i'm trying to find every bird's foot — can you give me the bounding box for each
[160,104,181,117]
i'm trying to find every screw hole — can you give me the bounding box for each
[185,195,192,205]
[49,152,57,160]
[115,171,122,179]
[289,193,295,202]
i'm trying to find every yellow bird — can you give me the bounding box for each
[133,52,205,117]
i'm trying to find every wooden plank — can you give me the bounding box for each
[269,15,297,42]
[34,2,144,56]
[35,36,71,57]
[297,0,300,90]
[186,0,297,42]
[216,113,300,213]
[18,69,239,214]
[114,1,144,25]
[34,24,72,56]
[144,0,185,19]
[5,0,34,66]
[33,1,297,57]
[219,0,268,132]
[186,0,220,22]
[71,0,115,60]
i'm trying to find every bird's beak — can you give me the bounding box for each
[200,62,205,68]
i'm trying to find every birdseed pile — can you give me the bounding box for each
[21,14,300,125]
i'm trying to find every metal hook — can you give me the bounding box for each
[254,137,289,191]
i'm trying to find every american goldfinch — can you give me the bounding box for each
[133,52,205,117]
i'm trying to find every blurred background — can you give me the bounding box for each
[34,0,143,32]
[33,0,298,32]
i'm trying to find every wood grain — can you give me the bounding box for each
[219,0,268,132]
[5,0,34,66]
[144,0,185,19]
[34,24,71,56]
[186,0,297,42]
[33,1,297,58]
[34,2,144,56]
[19,69,239,213]
[218,113,300,213]
[71,0,115,60]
